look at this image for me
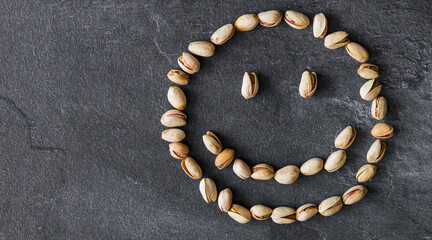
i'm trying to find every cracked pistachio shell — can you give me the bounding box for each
[274,165,300,184]
[161,128,185,143]
[346,42,369,63]
[324,31,350,49]
[228,204,251,224]
[251,163,274,180]
[241,72,259,99]
[358,63,379,79]
[271,207,296,224]
[188,41,215,57]
[181,157,202,179]
[160,109,187,127]
[235,14,259,31]
[319,196,343,216]
[300,158,323,176]
[177,52,200,74]
[360,79,382,101]
[324,150,347,172]
[313,13,327,38]
[199,178,217,203]
[371,123,394,139]
[218,188,233,212]
[167,86,186,110]
[367,139,386,163]
[258,10,282,27]
[284,10,310,29]
[215,149,235,169]
[202,131,222,155]
[296,204,318,221]
[233,159,251,179]
[356,164,377,182]
[342,185,368,205]
[299,71,317,98]
[167,69,189,85]
[371,96,387,120]
[169,142,189,159]
[334,126,356,149]
[210,24,235,45]
[250,205,273,220]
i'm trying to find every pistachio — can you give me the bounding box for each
[313,13,327,38]
[318,196,343,216]
[300,158,323,176]
[218,188,233,212]
[161,128,186,143]
[250,205,273,220]
[367,139,386,163]
[177,52,200,74]
[324,31,350,49]
[181,157,202,179]
[215,149,235,169]
[160,109,187,127]
[342,185,368,205]
[356,164,377,182]
[202,131,222,155]
[345,42,369,63]
[284,10,310,29]
[296,204,318,221]
[360,79,382,101]
[371,123,394,139]
[334,126,356,149]
[167,69,190,85]
[233,159,252,179]
[358,63,379,79]
[371,96,387,120]
[169,142,189,159]
[235,14,259,31]
[210,24,235,45]
[188,41,215,57]
[271,207,296,224]
[167,86,187,110]
[251,164,274,180]
[299,71,318,98]
[258,10,282,27]
[199,178,218,203]
[324,150,347,172]
[274,165,300,184]
[228,204,251,224]
[241,72,259,99]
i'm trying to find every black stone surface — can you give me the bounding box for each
[0,0,431,239]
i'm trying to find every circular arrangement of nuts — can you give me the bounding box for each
[161,9,394,224]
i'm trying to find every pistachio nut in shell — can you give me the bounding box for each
[334,126,356,149]
[357,63,379,79]
[342,185,368,205]
[215,149,235,169]
[233,159,252,179]
[313,13,327,38]
[251,163,274,180]
[199,178,218,203]
[188,41,215,57]
[235,14,259,31]
[324,150,347,172]
[228,204,251,224]
[167,69,189,85]
[324,31,350,49]
[167,86,187,110]
[271,207,296,224]
[371,96,387,120]
[177,52,200,74]
[367,139,386,163]
[371,123,394,139]
[169,142,189,159]
[319,196,343,216]
[299,71,318,98]
[250,204,273,220]
[202,131,222,155]
[160,109,187,127]
[210,24,235,45]
[296,204,318,221]
[218,188,233,212]
[181,157,202,179]
[345,42,369,63]
[241,72,259,99]
[284,10,310,29]
[360,79,382,101]
[300,158,323,176]
[274,165,300,184]
[161,128,185,143]
[356,164,377,182]
[258,10,282,27]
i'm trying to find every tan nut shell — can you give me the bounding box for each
[202,131,222,155]
[345,42,369,63]
[324,31,350,49]
[235,14,259,31]
[167,86,187,110]
[299,71,317,98]
[319,196,343,216]
[367,139,386,163]
[241,72,259,99]
[215,149,235,169]
[160,109,187,127]
[258,10,282,27]
[371,123,394,139]
[300,158,324,176]
[233,159,252,179]
[284,10,310,29]
[161,128,186,143]
[296,204,318,221]
[199,178,217,203]
[188,41,215,57]
[271,207,296,224]
[274,165,300,184]
[371,96,387,120]
[324,150,347,172]
[250,204,273,220]
[218,188,233,212]
[228,204,251,224]
[251,163,275,180]
[360,79,382,101]
[334,126,356,149]
[358,63,379,79]
[169,142,189,159]
[210,24,235,45]
[356,164,377,182]
[313,13,327,38]
[181,157,202,179]
[342,185,368,205]
[167,69,190,85]
[177,52,200,74]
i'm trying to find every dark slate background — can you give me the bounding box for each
[0,0,431,239]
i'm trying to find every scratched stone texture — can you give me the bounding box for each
[0,0,431,239]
